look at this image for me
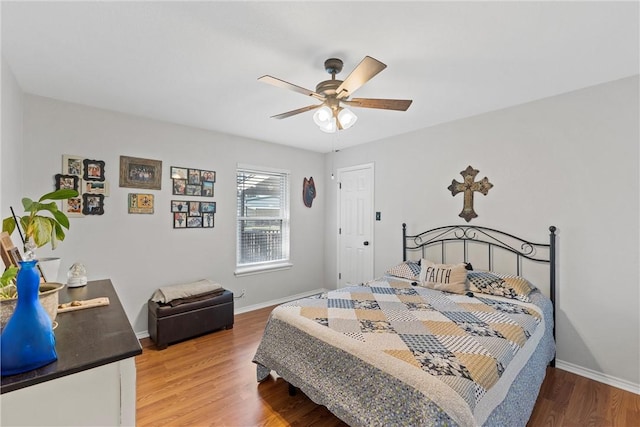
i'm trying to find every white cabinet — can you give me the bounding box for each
[1,358,136,426]
[0,280,141,426]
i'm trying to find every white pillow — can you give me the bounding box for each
[419,259,468,294]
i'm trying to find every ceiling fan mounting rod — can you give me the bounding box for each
[324,58,343,78]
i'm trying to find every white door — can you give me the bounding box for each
[337,163,374,287]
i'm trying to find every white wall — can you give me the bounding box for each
[8,68,639,389]
[324,76,640,389]
[20,95,326,333]
[1,55,24,220]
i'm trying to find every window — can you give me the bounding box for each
[236,165,290,275]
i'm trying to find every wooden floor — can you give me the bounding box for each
[137,306,640,427]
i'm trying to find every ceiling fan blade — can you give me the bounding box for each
[343,98,413,111]
[335,56,387,100]
[270,104,322,120]
[258,75,325,101]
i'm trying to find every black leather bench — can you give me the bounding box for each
[148,290,234,349]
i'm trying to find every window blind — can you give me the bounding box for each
[236,168,289,267]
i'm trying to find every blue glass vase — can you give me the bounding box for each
[1,260,57,376]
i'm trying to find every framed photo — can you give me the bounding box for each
[0,232,46,281]
[55,174,80,191]
[170,167,188,180]
[201,170,216,182]
[83,180,110,196]
[83,159,106,181]
[200,202,216,213]
[202,181,214,197]
[119,156,162,190]
[128,193,154,214]
[1,231,18,268]
[187,216,202,228]
[188,169,201,185]
[62,155,84,176]
[62,197,84,218]
[188,201,201,216]
[171,200,189,213]
[186,184,201,196]
[173,213,187,228]
[202,213,215,228]
[82,194,105,215]
[172,179,186,195]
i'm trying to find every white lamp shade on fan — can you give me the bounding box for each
[313,106,337,133]
[338,108,357,129]
[313,106,357,133]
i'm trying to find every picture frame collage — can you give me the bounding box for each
[170,166,216,229]
[171,200,216,228]
[59,155,110,217]
[170,166,215,197]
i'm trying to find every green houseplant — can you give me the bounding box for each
[3,188,79,255]
[0,189,79,328]
[0,266,19,299]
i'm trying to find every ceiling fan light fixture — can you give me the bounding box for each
[260,56,411,134]
[313,105,338,133]
[313,106,333,126]
[338,108,357,129]
[318,117,337,133]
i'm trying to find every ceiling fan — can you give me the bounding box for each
[258,56,412,133]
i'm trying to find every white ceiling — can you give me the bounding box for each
[2,1,638,153]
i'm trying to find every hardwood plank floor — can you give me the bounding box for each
[137,306,640,426]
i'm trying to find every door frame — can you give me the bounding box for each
[336,162,375,288]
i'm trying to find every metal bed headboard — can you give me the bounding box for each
[402,223,557,364]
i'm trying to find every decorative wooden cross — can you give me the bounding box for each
[447,165,493,222]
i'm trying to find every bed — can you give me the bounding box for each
[253,224,557,426]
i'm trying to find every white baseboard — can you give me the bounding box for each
[556,359,640,395]
[233,287,329,315]
[135,287,330,340]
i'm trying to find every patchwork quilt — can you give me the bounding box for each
[254,277,554,427]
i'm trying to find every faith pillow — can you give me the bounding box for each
[419,259,469,294]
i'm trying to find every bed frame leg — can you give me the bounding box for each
[288,383,297,396]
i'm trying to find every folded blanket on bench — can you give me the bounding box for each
[165,289,225,307]
[151,279,223,304]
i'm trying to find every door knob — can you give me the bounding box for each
[363,241,369,246]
